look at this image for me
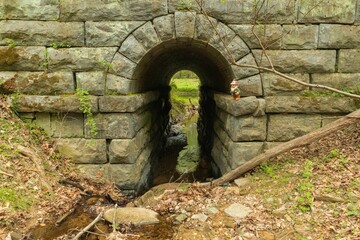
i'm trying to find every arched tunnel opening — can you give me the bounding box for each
[132,39,235,187]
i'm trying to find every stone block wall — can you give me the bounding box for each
[0,0,360,189]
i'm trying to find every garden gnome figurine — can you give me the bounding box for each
[230,79,240,100]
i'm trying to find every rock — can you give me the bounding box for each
[234,178,250,188]
[224,203,252,219]
[191,213,208,222]
[166,134,187,148]
[175,213,188,223]
[0,46,46,71]
[282,25,318,49]
[338,49,360,73]
[207,207,219,215]
[104,207,159,226]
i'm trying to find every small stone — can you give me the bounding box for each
[207,207,219,215]
[224,203,252,219]
[191,213,208,222]
[273,205,287,217]
[234,178,250,188]
[104,207,159,226]
[175,213,188,223]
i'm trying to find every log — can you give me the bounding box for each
[211,109,360,186]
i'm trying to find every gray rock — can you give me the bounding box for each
[85,21,145,46]
[99,91,159,113]
[238,75,263,97]
[110,53,137,79]
[0,46,46,71]
[33,113,50,135]
[229,24,283,49]
[226,36,249,62]
[13,95,98,113]
[262,73,309,96]
[312,73,360,91]
[228,142,264,169]
[166,134,187,148]
[338,49,360,73]
[48,47,117,71]
[224,203,252,219]
[60,0,168,21]
[0,0,59,20]
[51,113,84,138]
[175,11,196,39]
[268,114,322,141]
[76,72,105,96]
[319,24,360,49]
[195,14,218,42]
[298,0,356,24]
[0,21,84,46]
[234,178,250,188]
[253,50,336,73]
[104,208,159,226]
[0,71,74,95]
[56,138,107,164]
[232,54,260,79]
[133,22,160,50]
[213,94,260,117]
[207,207,219,215]
[153,15,175,41]
[265,96,359,113]
[191,213,208,222]
[119,35,146,63]
[105,74,137,95]
[282,25,318,49]
[175,213,188,222]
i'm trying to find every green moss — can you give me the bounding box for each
[0,187,32,211]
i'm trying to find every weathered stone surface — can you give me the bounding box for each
[312,73,360,91]
[229,24,282,49]
[319,24,360,49]
[104,208,159,225]
[175,11,196,39]
[191,213,208,222]
[238,75,263,97]
[321,115,343,127]
[282,25,318,49]
[232,54,260,79]
[356,1,360,24]
[216,111,267,141]
[253,50,336,73]
[209,22,236,57]
[298,0,356,24]
[266,96,359,113]
[105,74,137,95]
[338,49,360,73]
[234,178,250,188]
[133,22,160,50]
[195,14,218,42]
[119,35,146,63]
[99,91,159,113]
[86,111,151,139]
[56,138,107,164]
[0,71,74,95]
[60,0,168,21]
[0,0,59,20]
[13,95,98,113]
[153,15,175,41]
[34,113,51,135]
[76,72,105,96]
[211,135,231,174]
[228,142,264,169]
[262,73,309,96]
[51,113,84,138]
[225,203,252,219]
[226,36,250,62]
[264,142,283,150]
[85,21,145,46]
[109,126,150,164]
[0,47,46,71]
[213,94,261,117]
[110,53,137,79]
[0,21,84,46]
[48,47,117,71]
[268,114,322,141]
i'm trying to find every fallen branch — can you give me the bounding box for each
[210,108,360,186]
[72,211,104,240]
[59,179,93,195]
[0,170,13,177]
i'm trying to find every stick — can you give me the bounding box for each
[209,109,360,186]
[72,211,104,240]
[0,170,13,177]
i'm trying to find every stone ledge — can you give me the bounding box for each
[11,95,98,113]
[56,138,107,164]
[265,96,359,113]
[213,94,265,117]
[99,91,159,113]
[0,20,84,46]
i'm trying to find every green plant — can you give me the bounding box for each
[177,0,193,10]
[260,163,278,178]
[296,160,314,212]
[98,59,113,71]
[10,91,21,113]
[346,203,360,218]
[6,39,16,48]
[0,187,32,210]
[76,88,98,137]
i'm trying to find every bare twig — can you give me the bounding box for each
[0,170,13,177]
[72,211,104,240]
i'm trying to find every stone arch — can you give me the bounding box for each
[109,12,261,95]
